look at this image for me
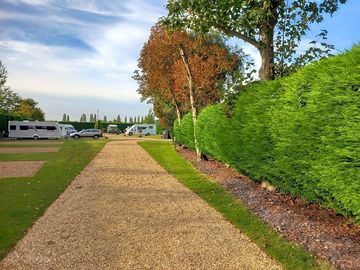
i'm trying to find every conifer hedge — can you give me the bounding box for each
[173,113,195,149]
[174,45,360,221]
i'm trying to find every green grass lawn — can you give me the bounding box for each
[139,140,331,270]
[143,134,163,139]
[0,139,107,259]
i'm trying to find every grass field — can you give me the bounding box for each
[139,140,331,270]
[0,139,107,259]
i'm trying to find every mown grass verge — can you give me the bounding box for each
[0,139,107,259]
[139,140,331,270]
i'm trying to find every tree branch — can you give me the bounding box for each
[219,27,261,49]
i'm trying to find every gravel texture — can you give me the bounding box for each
[0,161,45,178]
[0,139,281,270]
[0,147,59,153]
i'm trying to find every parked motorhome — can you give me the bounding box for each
[58,124,77,137]
[8,121,61,140]
[107,124,118,133]
[125,124,156,136]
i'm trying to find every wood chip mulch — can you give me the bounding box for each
[177,146,360,270]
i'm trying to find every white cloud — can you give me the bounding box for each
[1,40,140,100]
[0,0,167,120]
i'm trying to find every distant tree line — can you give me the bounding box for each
[61,109,156,124]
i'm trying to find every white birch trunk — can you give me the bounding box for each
[179,47,201,161]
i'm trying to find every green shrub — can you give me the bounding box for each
[0,113,27,134]
[196,104,234,164]
[174,113,195,149]
[174,45,360,221]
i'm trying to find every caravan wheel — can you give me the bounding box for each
[33,135,39,140]
[146,133,150,136]
[128,132,133,136]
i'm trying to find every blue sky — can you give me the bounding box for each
[0,0,359,121]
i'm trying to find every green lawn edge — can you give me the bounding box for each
[139,140,330,270]
[0,139,108,259]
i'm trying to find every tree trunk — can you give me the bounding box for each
[258,0,281,81]
[169,88,181,125]
[259,25,275,81]
[179,47,201,161]
[174,102,181,125]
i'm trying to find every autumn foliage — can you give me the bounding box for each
[134,24,240,129]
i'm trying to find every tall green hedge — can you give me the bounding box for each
[0,114,27,134]
[174,113,195,149]
[175,45,360,221]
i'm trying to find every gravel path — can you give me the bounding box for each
[0,140,281,270]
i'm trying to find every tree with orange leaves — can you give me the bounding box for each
[134,23,189,126]
[135,23,241,159]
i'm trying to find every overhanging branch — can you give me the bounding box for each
[219,27,261,50]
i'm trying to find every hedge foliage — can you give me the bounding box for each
[175,45,360,221]
[174,113,195,149]
[0,113,26,134]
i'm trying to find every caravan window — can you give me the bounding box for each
[148,126,153,129]
[47,126,57,131]
[10,125,16,130]
[20,125,29,130]
[35,126,45,129]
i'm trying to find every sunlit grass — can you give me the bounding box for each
[0,139,107,259]
[139,140,331,270]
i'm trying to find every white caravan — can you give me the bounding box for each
[125,124,156,136]
[8,121,61,140]
[107,124,118,133]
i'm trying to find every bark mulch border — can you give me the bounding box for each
[177,146,360,270]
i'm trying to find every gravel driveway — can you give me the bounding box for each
[0,139,281,270]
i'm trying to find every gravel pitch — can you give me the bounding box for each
[0,141,64,145]
[0,147,59,153]
[0,161,45,178]
[0,140,282,270]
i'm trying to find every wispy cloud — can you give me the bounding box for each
[0,0,167,120]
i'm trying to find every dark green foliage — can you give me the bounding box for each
[174,45,360,221]
[196,104,235,164]
[173,113,194,149]
[0,113,26,135]
[94,119,103,129]
[156,122,162,135]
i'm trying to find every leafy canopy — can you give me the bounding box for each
[165,0,347,78]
